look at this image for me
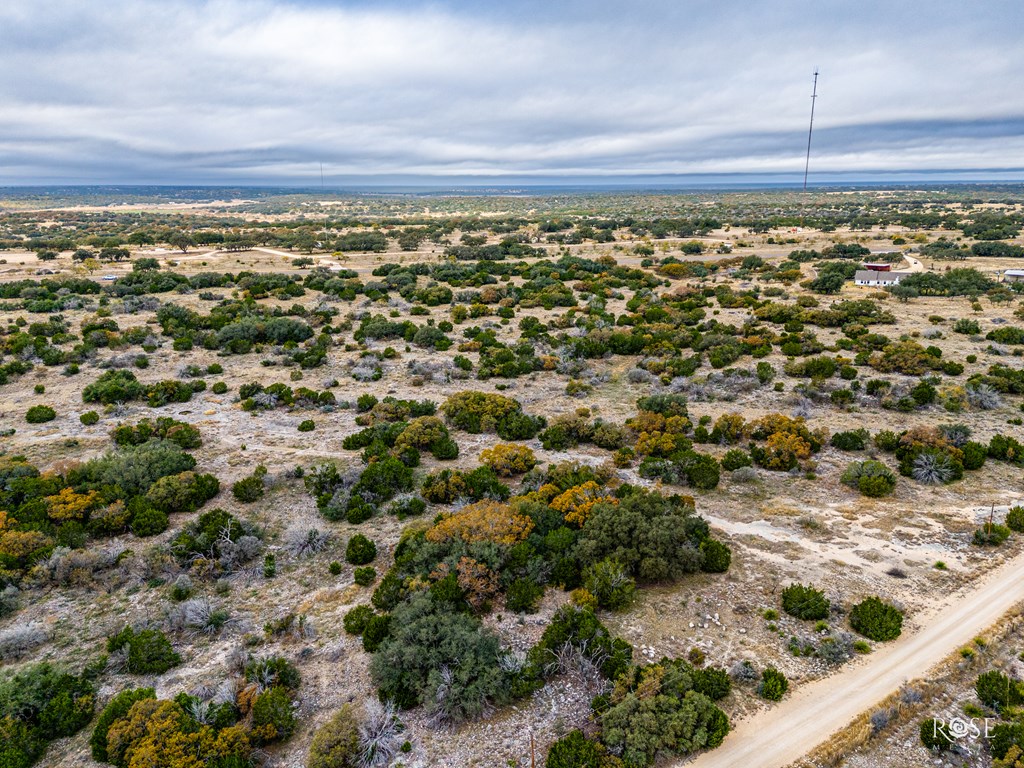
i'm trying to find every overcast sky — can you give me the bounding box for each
[2,0,1023,185]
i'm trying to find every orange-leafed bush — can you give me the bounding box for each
[626,410,665,434]
[751,413,811,441]
[550,481,617,526]
[425,500,533,545]
[433,556,500,612]
[761,432,812,470]
[634,431,680,458]
[711,413,748,444]
[479,443,537,476]
[106,698,252,768]
[521,483,561,504]
[0,530,54,559]
[45,488,101,521]
[393,416,449,453]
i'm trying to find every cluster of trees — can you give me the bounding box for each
[0,430,220,582]
[82,370,201,407]
[0,662,98,768]
[336,469,732,741]
[85,655,302,768]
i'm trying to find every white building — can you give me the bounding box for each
[1003,269,1024,284]
[854,270,910,287]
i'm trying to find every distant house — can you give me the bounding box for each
[1003,269,1024,283]
[854,270,908,287]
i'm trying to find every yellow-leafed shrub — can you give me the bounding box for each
[425,500,533,545]
[479,443,537,476]
[550,481,617,526]
[45,488,101,521]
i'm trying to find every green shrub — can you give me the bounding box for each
[0,663,95,748]
[352,456,414,504]
[721,449,752,471]
[171,507,259,566]
[74,439,197,497]
[976,669,1024,710]
[692,666,732,700]
[329,561,343,576]
[370,593,508,719]
[82,369,145,404]
[112,417,202,449]
[354,566,377,586]
[758,666,788,700]
[0,710,46,768]
[973,522,1011,546]
[354,611,389,653]
[840,460,897,497]
[919,718,953,751]
[831,429,869,451]
[298,419,315,432]
[1006,506,1024,533]
[953,318,980,335]
[80,411,100,426]
[252,686,296,742]
[212,381,228,394]
[961,441,987,470]
[873,430,900,452]
[575,489,711,583]
[244,656,301,691]
[545,729,604,768]
[849,597,903,641]
[583,559,635,610]
[527,605,633,682]
[89,687,155,762]
[130,503,169,537]
[505,577,544,613]
[145,471,220,513]
[107,626,181,674]
[390,496,426,519]
[700,539,732,573]
[990,722,1024,761]
[345,534,377,565]
[307,703,360,768]
[781,583,830,620]
[25,405,56,424]
[343,605,375,635]
[599,663,729,765]
[232,465,267,503]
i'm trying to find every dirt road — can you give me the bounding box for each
[683,550,1024,768]
[902,254,925,272]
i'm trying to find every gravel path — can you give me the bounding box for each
[683,548,1024,768]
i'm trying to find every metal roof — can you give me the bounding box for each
[854,270,903,282]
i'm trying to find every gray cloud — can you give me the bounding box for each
[1,0,1022,184]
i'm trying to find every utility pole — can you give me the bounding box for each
[803,69,819,192]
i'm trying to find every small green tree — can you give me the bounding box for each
[345,534,377,565]
[758,666,788,701]
[849,597,903,641]
[781,583,830,620]
[546,729,603,768]
[920,718,953,751]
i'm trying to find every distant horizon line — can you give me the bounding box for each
[2,171,1024,195]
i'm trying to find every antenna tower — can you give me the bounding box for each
[803,69,819,191]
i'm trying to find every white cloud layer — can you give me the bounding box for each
[1,0,1023,183]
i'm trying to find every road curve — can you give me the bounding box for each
[682,550,1024,768]
[902,254,925,272]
